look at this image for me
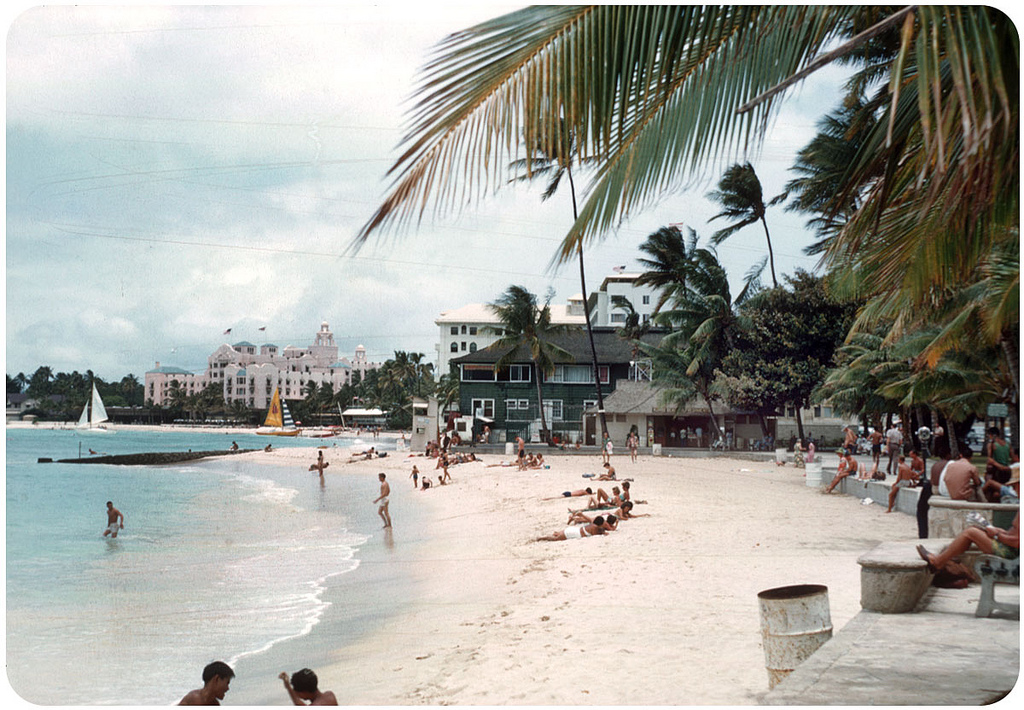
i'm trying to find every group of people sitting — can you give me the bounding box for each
[536,480,648,541]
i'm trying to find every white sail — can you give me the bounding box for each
[281,399,296,429]
[77,401,90,428]
[90,384,109,426]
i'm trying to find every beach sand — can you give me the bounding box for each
[231,443,916,706]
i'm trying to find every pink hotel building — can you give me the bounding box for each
[144,322,380,409]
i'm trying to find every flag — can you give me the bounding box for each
[612,265,626,273]
[223,328,232,335]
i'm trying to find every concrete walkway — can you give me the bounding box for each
[763,582,1019,705]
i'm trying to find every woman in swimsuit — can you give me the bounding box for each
[536,517,607,541]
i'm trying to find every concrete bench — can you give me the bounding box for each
[974,555,1020,618]
[927,498,1019,539]
[857,540,951,613]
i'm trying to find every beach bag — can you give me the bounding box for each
[931,560,977,589]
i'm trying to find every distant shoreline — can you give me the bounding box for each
[5,419,406,440]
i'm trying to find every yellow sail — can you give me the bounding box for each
[264,389,284,428]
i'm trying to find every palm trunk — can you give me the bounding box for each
[795,404,805,443]
[759,216,779,288]
[701,390,723,442]
[533,360,549,443]
[567,164,609,441]
[1001,333,1020,404]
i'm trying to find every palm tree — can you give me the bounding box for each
[508,121,610,441]
[707,162,783,288]
[485,285,574,443]
[642,244,760,442]
[634,225,699,315]
[354,5,1016,419]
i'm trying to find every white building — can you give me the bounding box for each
[435,295,588,375]
[587,272,658,327]
[145,322,380,409]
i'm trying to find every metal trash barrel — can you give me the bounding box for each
[505,442,514,456]
[652,443,662,456]
[804,461,823,487]
[775,448,788,465]
[758,584,833,689]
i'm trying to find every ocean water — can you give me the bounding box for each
[5,427,403,705]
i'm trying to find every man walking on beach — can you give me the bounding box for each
[374,473,392,528]
[102,501,124,538]
[179,661,234,705]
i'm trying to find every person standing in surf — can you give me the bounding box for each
[374,473,391,528]
[102,501,124,538]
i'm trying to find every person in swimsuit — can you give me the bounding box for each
[536,517,608,541]
[597,463,617,480]
[373,473,391,528]
[886,455,918,513]
[410,465,419,488]
[917,503,1019,572]
[179,661,234,705]
[543,487,593,500]
[102,501,124,538]
[867,428,883,467]
[279,668,338,706]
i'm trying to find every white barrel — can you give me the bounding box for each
[504,442,514,456]
[758,584,833,689]
[805,461,823,487]
[652,443,662,456]
[775,448,788,465]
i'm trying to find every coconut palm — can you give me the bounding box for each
[485,286,574,443]
[707,162,784,288]
[355,5,1016,420]
[509,122,611,441]
[634,225,699,316]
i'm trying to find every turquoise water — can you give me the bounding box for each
[5,427,401,705]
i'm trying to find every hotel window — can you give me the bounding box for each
[505,399,531,419]
[461,325,467,334]
[461,341,467,351]
[471,398,494,419]
[610,312,626,323]
[450,326,458,335]
[469,326,477,335]
[821,406,832,418]
[461,364,496,381]
[642,294,650,305]
[469,342,477,353]
[451,342,458,352]
[509,364,531,382]
[813,405,822,418]
[543,400,564,421]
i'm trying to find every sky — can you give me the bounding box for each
[5,3,853,382]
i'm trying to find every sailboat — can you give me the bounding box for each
[256,388,301,437]
[76,383,111,432]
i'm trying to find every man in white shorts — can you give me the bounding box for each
[373,473,392,528]
[102,501,124,538]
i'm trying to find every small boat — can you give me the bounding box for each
[256,389,301,437]
[76,384,112,433]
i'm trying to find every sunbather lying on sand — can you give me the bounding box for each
[543,487,593,500]
[536,517,608,541]
[568,500,647,525]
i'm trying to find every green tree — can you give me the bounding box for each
[633,225,699,316]
[355,5,1016,418]
[486,285,574,443]
[717,270,857,440]
[640,242,759,442]
[707,162,784,288]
